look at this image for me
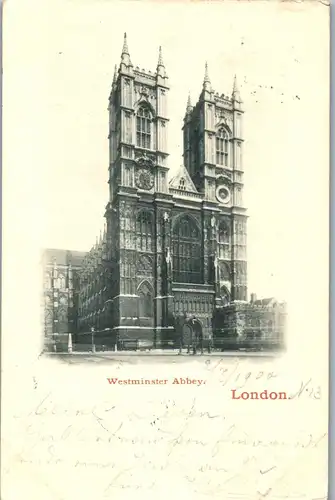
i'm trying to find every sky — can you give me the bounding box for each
[4,0,329,310]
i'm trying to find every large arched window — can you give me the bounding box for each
[136,106,151,149]
[216,128,229,166]
[136,210,154,252]
[218,221,230,259]
[138,282,154,318]
[172,215,201,284]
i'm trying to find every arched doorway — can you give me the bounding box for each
[182,324,192,350]
[182,318,203,354]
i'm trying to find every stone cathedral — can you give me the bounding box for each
[43,34,286,353]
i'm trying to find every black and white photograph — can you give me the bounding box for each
[2,1,329,499]
[40,22,297,359]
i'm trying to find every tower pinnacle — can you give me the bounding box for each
[156,45,166,77]
[157,46,164,67]
[203,62,211,91]
[122,32,129,55]
[113,65,118,84]
[121,32,132,67]
[232,74,242,101]
[186,92,193,115]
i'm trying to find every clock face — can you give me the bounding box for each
[216,185,230,204]
[136,168,154,190]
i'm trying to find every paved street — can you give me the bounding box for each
[45,349,279,364]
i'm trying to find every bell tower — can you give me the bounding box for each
[182,66,248,302]
[108,34,169,204]
[105,34,173,345]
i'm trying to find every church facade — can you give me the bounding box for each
[43,34,286,353]
[80,34,253,350]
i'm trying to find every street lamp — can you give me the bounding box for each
[91,326,96,353]
[192,318,197,355]
[104,299,115,351]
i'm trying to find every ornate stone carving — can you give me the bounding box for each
[135,151,156,165]
[134,84,156,101]
[140,86,149,96]
[220,169,232,179]
[137,254,153,276]
[118,201,126,217]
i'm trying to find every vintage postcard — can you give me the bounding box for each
[2,1,329,499]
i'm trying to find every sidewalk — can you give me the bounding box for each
[46,349,279,358]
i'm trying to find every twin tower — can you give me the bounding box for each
[104,33,247,348]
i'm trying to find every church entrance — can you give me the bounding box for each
[182,318,203,354]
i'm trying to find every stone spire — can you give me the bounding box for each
[158,46,164,67]
[113,64,118,84]
[156,45,166,77]
[186,92,193,115]
[122,32,129,55]
[232,74,242,102]
[120,32,132,67]
[203,61,211,91]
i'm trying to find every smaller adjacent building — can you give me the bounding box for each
[43,249,85,351]
[76,231,114,350]
[212,294,287,351]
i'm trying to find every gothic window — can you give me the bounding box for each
[136,210,154,252]
[137,255,153,276]
[220,286,230,306]
[218,221,230,259]
[219,262,230,281]
[58,274,66,289]
[136,106,151,149]
[138,282,154,318]
[45,310,53,335]
[124,166,132,186]
[172,215,201,284]
[179,178,186,191]
[58,308,68,333]
[216,128,229,166]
